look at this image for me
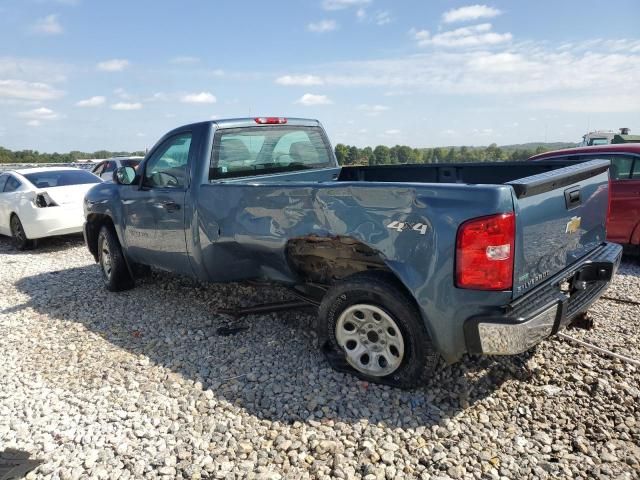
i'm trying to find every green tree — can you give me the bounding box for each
[334,144,349,165]
[373,145,391,165]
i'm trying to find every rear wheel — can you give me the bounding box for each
[318,272,440,389]
[10,214,35,250]
[98,225,134,291]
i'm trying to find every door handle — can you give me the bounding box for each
[153,201,181,212]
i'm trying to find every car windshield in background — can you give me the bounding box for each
[210,126,332,179]
[24,169,102,188]
[121,159,141,168]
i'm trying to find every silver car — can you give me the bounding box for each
[91,157,143,181]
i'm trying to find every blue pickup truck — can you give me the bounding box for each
[83,117,622,388]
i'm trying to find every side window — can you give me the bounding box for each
[104,161,116,173]
[92,162,105,176]
[4,175,21,192]
[0,174,8,192]
[631,157,640,179]
[608,155,633,180]
[143,133,192,188]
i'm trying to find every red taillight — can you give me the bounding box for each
[254,117,287,125]
[456,212,515,291]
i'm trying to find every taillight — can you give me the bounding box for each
[254,117,287,124]
[456,212,515,290]
[34,192,58,208]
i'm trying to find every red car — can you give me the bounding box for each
[530,144,640,250]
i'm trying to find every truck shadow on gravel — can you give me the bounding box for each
[0,234,85,255]
[14,265,538,429]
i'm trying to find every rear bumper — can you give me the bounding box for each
[22,204,85,239]
[465,242,622,355]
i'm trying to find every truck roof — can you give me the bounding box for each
[174,117,322,132]
[530,143,640,161]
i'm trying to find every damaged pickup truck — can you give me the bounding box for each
[83,117,622,388]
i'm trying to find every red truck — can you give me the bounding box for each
[530,144,640,251]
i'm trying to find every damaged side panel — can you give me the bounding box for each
[191,181,514,361]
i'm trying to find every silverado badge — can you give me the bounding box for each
[565,216,581,234]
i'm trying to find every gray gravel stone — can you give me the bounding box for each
[0,236,638,479]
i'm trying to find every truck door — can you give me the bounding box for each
[120,132,193,275]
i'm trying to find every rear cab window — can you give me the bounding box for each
[210,126,333,180]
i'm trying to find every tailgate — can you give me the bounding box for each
[508,160,610,299]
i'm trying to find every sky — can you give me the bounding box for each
[1,0,639,152]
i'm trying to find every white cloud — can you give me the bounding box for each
[529,95,640,113]
[31,14,63,35]
[357,104,390,116]
[113,87,132,99]
[375,11,392,26]
[0,79,64,100]
[384,129,400,135]
[18,107,59,120]
[472,128,494,136]
[26,120,41,127]
[276,74,324,86]
[97,59,130,72]
[282,39,640,116]
[443,5,502,23]
[181,92,217,104]
[0,57,68,83]
[323,0,370,10]
[169,56,200,64]
[357,9,392,25]
[296,93,332,106]
[75,95,105,107]
[414,23,512,48]
[111,102,142,110]
[308,20,338,33]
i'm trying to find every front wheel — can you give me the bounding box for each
[318,272,440,389]
[97,225,134,291]
[10,214,35,250]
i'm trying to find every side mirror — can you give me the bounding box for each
[114,166,137,185]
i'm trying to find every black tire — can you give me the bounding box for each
[318,272,440,389]
[10,214,35,250]
[97,225,134,292]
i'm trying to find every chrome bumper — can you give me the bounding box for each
[465,242,622,355]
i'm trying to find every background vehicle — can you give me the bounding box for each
[83,117,621,388]
[530,143,640,250]
[579,127,639,146]
[91,157,143,181]
[0,167,102,249]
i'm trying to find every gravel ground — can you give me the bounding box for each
[0,235,638,480]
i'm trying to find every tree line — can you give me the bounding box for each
[334,143,573,166]
[1,142,573,165]
[0,147,145,164]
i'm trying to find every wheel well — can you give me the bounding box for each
[286,235,393,285]
[85,214,115,261]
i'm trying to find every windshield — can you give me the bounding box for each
[121,159,142,168]
[23,169,102,188]
[210,126,333,179]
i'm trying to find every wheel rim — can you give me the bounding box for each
[11,216,25,243]
[335,304,405,377]
[100,240,112,279]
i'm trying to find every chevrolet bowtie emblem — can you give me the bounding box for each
[565,216,581,234]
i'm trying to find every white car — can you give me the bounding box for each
[0,167,102,249]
